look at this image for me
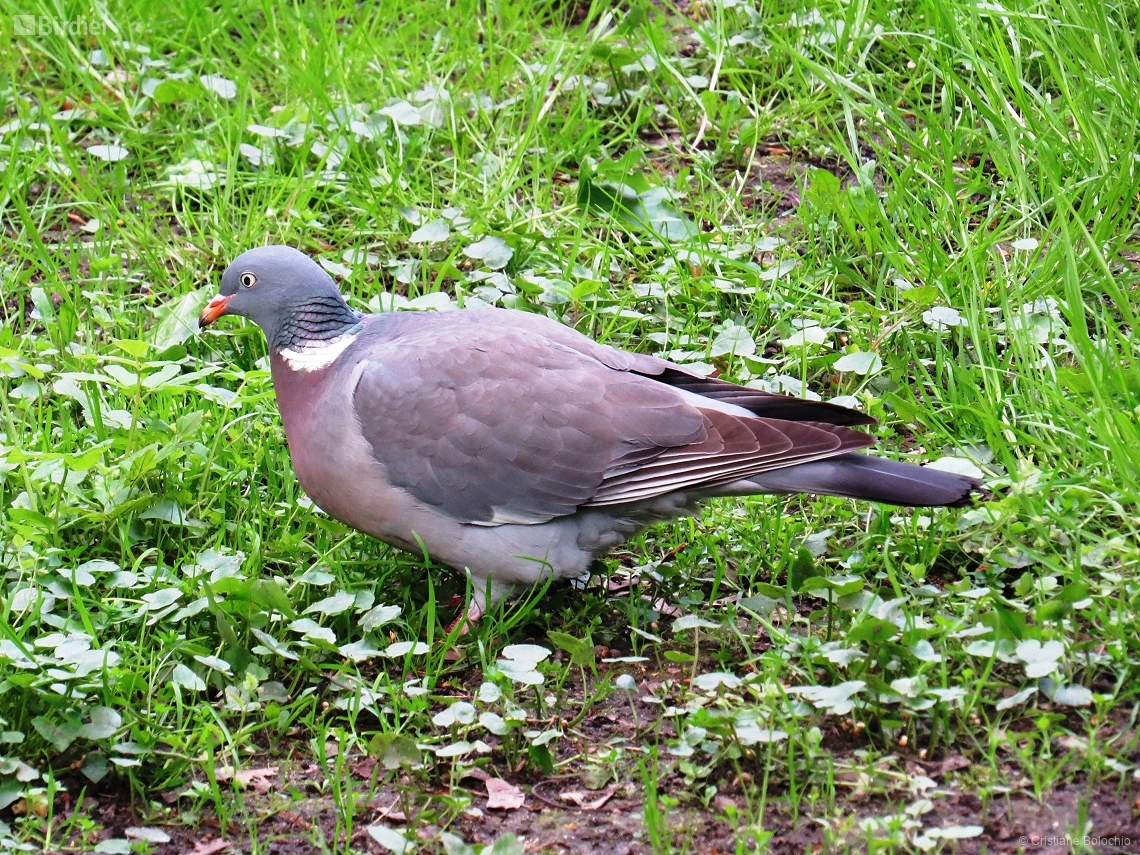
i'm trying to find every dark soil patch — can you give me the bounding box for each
[22,606,1140,854]
[33,666,1140,855]
[37,765,1137,854]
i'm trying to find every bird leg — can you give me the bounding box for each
[443,576,506,638]
[443,596,485,636]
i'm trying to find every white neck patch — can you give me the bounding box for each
[277,331,359,373]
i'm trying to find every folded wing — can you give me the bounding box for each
[352,324,874,526]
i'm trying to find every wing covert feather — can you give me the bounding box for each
[352,325,705,524]
[350,316,875,525]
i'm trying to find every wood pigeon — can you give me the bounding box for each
[200,246,977,627]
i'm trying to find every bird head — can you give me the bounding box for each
[199,245,347,343]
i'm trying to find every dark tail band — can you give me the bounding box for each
[742,453,979,507]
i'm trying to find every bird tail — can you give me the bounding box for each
[736,453,979,507]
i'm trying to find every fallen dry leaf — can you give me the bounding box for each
[558,782,618,811]
[277,810,310,830]
[214,766,278,794]
[349,757,377,779]
[938,753,971,776]
[373,800,406,822]
[642,595,682,617]
[485,778,525,810]
[191,839,232,855]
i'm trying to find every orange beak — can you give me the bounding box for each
[198,294,232,328]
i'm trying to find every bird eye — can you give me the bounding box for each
[240,272,257,288]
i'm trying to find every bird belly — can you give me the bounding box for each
[280,391,601,588]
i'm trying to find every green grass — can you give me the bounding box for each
[0,0,1138,851]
